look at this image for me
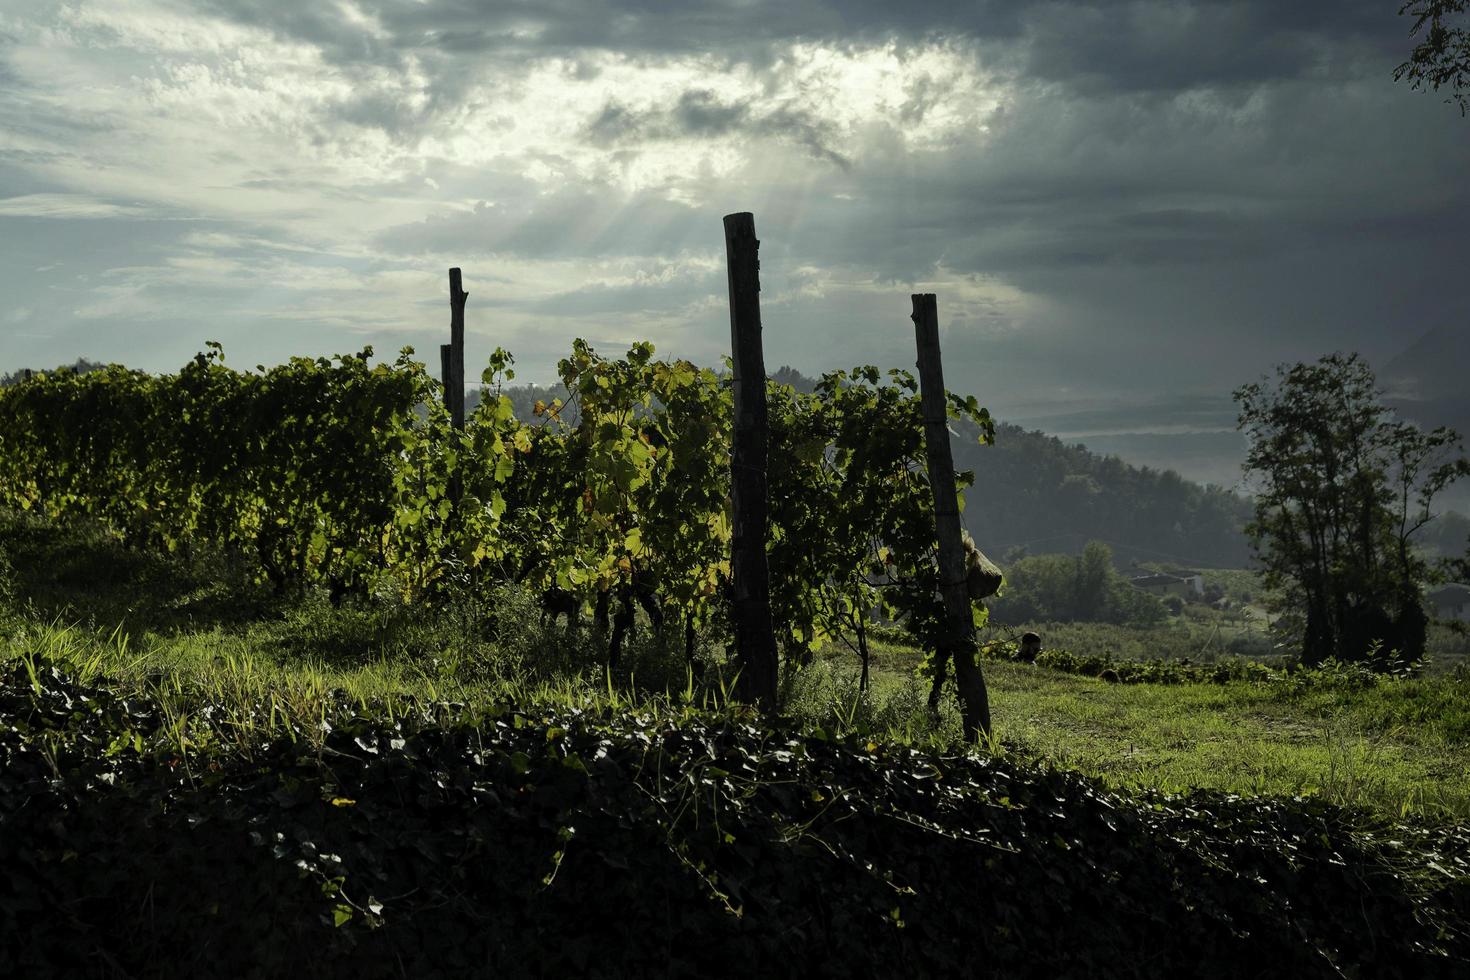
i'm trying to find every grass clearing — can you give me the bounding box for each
[3,509,1468,824]
[787,638,1470,821]
[7,600,1469,822]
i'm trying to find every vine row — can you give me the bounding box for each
[0,341,994,668]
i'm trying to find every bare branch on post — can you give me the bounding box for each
[723,212,779,711]
[440,344,453,415]
[912,293,993,742]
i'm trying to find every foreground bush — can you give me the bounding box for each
[2,657,1467,979]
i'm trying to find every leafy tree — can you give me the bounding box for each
[1074,539,1113,619]
[1396,0,1470,115]
[1234,352,1469,666]
[988,540,1166,625]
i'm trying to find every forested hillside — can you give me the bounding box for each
[954,419,1254,568]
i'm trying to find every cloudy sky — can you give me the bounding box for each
[1,0,1466,489]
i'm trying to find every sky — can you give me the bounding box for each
[1,0,1467,492]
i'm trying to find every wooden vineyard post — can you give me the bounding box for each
[440,268,468,511]
[723,212,779,711]
[911,293,993,742]
[442,268,468,431]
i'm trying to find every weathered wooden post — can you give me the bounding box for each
[443,267,467,430]
[723,212,779,710]
[912,293,993,741]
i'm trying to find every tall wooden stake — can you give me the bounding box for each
[723,212,779,711]
[447,268,467,430]
[912,293,993,741]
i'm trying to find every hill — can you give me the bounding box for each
[952,419,1253,568]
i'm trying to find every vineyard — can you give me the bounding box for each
[0,335,989,683]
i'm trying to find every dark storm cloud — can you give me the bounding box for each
[585,90,850,167]
[190,0,1396,93]
[335,91,434,140]
[760,64,1470,290]
[708,50,1470,455]
[1018,0,1398,92]
[194,0,1006,59]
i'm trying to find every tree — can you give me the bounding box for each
[988,540,1166,626]
[1396,1,1470,115]
[1073,539,1113,620]
[1234,352,1469,666]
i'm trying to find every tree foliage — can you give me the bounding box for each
[988,540,1166,626]
[0,358,108,387]
[1396,0,1470,115]
[1234,352,1469,666]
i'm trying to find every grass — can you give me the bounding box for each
[986,616,1282,663]
[788,637,1470,821]
[989,663,1469,819]
[3,508,1469,823]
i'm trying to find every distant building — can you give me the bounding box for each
[1428,584,1470,623]
[1130,573,1190,598]
[1172,571,1206,597]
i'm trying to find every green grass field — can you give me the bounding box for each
[3,507,1468,823]
[801,641,1470,820]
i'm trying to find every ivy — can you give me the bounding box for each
[2,656,1466,978]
